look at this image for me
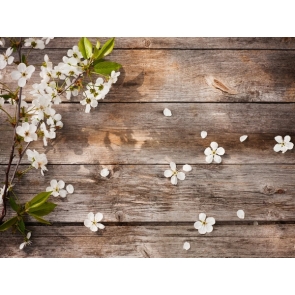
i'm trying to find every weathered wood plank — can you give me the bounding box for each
[45,37,295,49]
[3,49,295,102]
[2,164,295,222]
[1,224,294,257]
[1,103,295,164]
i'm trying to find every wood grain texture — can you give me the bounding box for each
[1,103,295,165]
[45,37,295,49]
[3,49,295,102]
[2,164,295,222]
[1,224,294,257]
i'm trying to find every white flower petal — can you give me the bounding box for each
[164,170,173,177]
[170,162,176,170]
[204,147,212,156]
[201,131,207,139]
[183,164,192,172]
[58,180,65,189]
[183,242,190,250]
[171,175,177,185]
[163,108,172,117]
[275,136,283,143]
[206,155,213,163]
[50,179,57,187]
[274,144,281,152]
[177,172,185,180]
[206,217,215,225]
[95,212,103,222]
[214,154,222,163]
[19,242,25,250]
[194,221,202,229]
[237,210,245,219]
[216,147,225,155]
[90,224,98,232]
[100,168,109,177]
[59,189,67,198]
[18,77,27,87]
[97,223,105,229]
[198,225,207,234]
[286,142,294,150]
[205,224,213,233]
[240,135,248,142]
[210,142,218,150]
[199,213,206,221]
[281,146,288,153]
[84,219,91,227]
[284,135,291,143]
[66,184,74,194]
[26,232,31,239]
[87,212,94,221]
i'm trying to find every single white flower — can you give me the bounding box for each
[183,241,190,250]
[26,149,48,176]
[194,213,215,234]
[16,122,37,142]
[108,70,120,85]
[84,212,105,232]
[201,131,207,139]
[11,63,35,87]
[66,184,74,194]
[24,38,45,49]
[274,135,294,153]
[237,210,245,219]
[80,95,98,113]
[42,37,54,45]
[19,232,32,250]
[183,164,192,172]
[67,45,82,60]
[40,122,56,146]
[0,47,14,69]
[204,142,225,164]
[47,113,63,131]
[164,162,185,185]
[100,168,110,177]
[46,179,67,197]
[163,108,172,117]
[240,135,248,142]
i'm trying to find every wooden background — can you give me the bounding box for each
[1,37,295,257]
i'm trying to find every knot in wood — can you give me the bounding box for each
[262,185,276,195]
[143,39,151,48]
[115,210,124,222]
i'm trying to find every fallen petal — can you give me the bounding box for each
[240,135,248,142]
[100,168,109,177]
[183,242,190,250]
[201,131,207,139]
[66,184,74,194]
[163,108,172,117]
[183,164,192,172]
[237,209,245,219]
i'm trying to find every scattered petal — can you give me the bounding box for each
[183,242,190,251]
[237,209,245,219]
[100,168,109,177]
[183,164,192,172]
[163,108,172,117]
[66,184,74,194]
[240,135,248,142]
[201,131,207,139]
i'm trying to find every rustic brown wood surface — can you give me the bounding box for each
[1,37,295,257]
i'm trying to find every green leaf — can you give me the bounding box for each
[94,38,115,60]
[0,94,12,100]
[29,213,51,225]
[9,197,20,212]
[93,61,122,76]
[93,41,101,59]
[78,37,93,59]
[28,202,57,216]
[96,40,100,49]
[26,191,52,210]
[17,218,25,234]
[0,216,18,231]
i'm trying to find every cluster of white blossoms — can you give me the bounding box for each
[46,179,74,198]
[26,149,48,176]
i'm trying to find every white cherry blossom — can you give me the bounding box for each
[84,212,105,232]
[40,122,56,146]
[42,37,54,45]
[204,142,225,164]
[16,122,37,142]
[164,162,185,185]
[24,38,45,49]
[194,213,215,234]
[11,63,35,87]
[26,149,48,176]
[274,135,294,153]
[80,95,98,113]
[67,45,82,60]
[46,179,67,197]
[108,71,120,85]
[19,232,32,250]
[0,47,14,69]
